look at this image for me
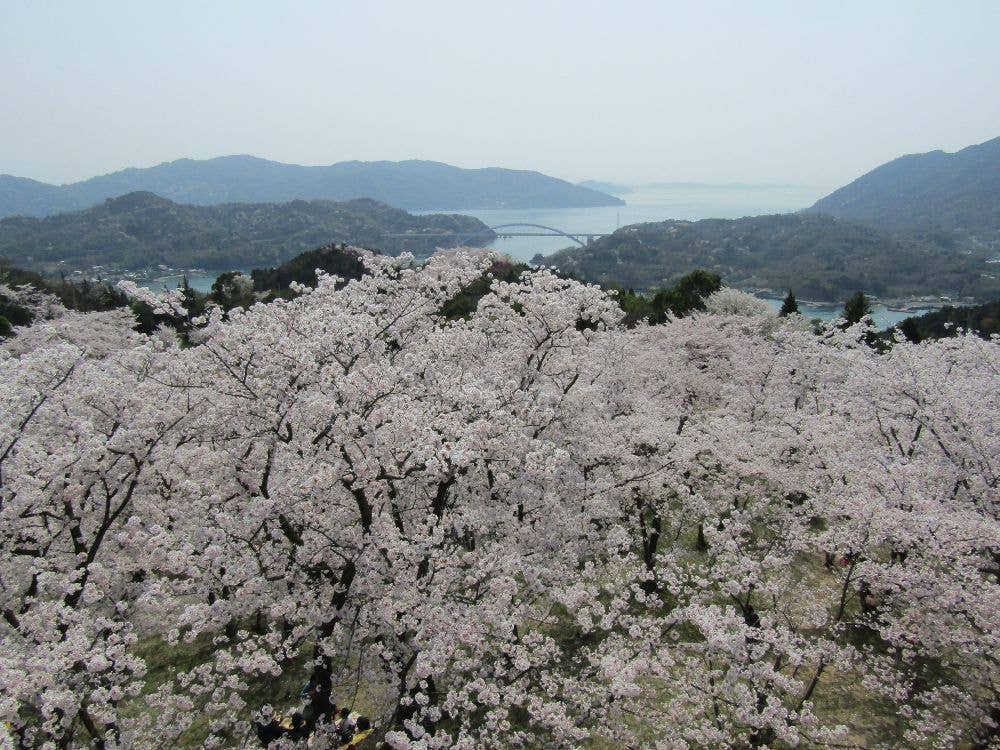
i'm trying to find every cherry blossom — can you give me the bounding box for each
[1,249,997,748]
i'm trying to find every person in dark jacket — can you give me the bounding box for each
[287,712,308,741]
[254,717,285,747]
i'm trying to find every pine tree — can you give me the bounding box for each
[842,291,872,326]
[779,289,798,317]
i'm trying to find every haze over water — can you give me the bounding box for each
[417,184,935,328]
[419,184,829,261]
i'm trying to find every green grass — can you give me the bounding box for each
[124,629,393,748]
[118,534,981,749]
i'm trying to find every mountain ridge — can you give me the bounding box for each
[0,156,624,218]
[808,136,1000,234]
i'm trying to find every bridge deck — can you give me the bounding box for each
[380,232,609,238]
[381,222,610,247]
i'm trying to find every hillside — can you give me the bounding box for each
[540,212,1000,302]
[0,192,494,272]
[889,299,1000,342]
[0,156,624,218]
[809,136,1000,234]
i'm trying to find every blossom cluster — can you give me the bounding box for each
[1,250,997,748]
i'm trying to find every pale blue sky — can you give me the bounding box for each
[2,1,998,189]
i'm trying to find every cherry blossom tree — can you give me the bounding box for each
[588,320,1000,749]
[1,249,998,749]
[1,301,200,748]
[703,287,775,318]
[108,251,653,748]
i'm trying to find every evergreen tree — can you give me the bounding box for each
[673,269,722,312]
[842,291,872,327]
[649,269,722,323]
[778,289,798,317]
[211,271,255,311]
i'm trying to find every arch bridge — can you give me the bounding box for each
[487,223,606,248]
[381,223,609,248]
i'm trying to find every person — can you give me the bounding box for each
[340,717,372,748]
[859,580,878,615]
[301,683,328,724]
[354,717,371,737]
[334,707,351,731]
[254,717,285,747]
[336,709,357,746]
[287,712,308,741]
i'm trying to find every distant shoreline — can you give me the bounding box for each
[47,264,963,313]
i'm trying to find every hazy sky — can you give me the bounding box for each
[2,1,999,190]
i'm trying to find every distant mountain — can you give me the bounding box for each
[0,175,64,217]
[0,156,624,218]
[577,180,633,195]
[809,136,1000,234]
[540,213,1000,303]
[0,192,495,272]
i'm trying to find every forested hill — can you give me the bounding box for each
[0,156,624,218]
[889,300,1000,343]
[0,192,494,272]
[809,136,1000,234]
[540,212,1000,302]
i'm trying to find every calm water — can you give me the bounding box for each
[142,185,937,328]
[417,184,829,261]
[758,297,934,329]
[142,273,219,294]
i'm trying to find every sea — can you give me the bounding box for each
[416,184,828,260]
[143,184,936,329]
[425,184,936,327]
